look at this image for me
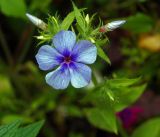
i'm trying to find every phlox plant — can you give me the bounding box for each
[26,2,126,90]
[1,1,160,137]
[23,2,147,137]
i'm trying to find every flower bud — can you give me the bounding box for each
[26,13,47,30]
[85,14,90,24]
[99,20,126,32]
[105,20,126,31]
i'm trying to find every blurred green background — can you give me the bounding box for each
[0,0,160,137]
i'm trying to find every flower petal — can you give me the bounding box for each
[53,30,76,55]
[45,64,70,89]
[69,62,91,88]
[35,45,63,70]
[72,40,97,64]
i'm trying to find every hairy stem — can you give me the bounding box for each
[14,26,35,65]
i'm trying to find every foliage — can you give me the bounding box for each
[82,77,145,133]
[0,120,44,137]
[0,0,26,18]
[131,117,160,137]
[123,13,154,34]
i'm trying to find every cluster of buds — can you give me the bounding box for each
[26,13,126,33]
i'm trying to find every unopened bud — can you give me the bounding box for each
[85,14,90,24]
[105,20,126,31]
[26,13,47,30]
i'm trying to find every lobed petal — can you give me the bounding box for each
[53,30,76,55]
[35,45,63,70]
[69,62,91,88]
[72,40,97,64]
[45,64,70,89]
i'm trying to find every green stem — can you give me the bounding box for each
[0,26,13,65]
[16,26,35,64]
[92,69,98,86]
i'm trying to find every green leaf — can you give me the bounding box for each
[61,9,85,30]
[29,0,51,12]
[15,120,44,137]
[83,77,145,112]
[0,0,26,18]
[114,84,146,111]
[0,120,44,137]
[96,38,109,47]
[123,13,154,33]
[72,2,85,32]
[132,117,160,137]
[97,46,111,64]
[82,77,145,133]
[47,15,60,36]
[82,86,117,134]
[107,77,141,87]
[0,120,21,137]
[2,115,32,124]
[85,108,117,133]
[61,11,75,30]
[104,77,145,111]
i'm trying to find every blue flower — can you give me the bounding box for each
[35,30,97,89]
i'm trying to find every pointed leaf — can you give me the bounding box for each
[123,13,154,34]
[107,77,141,87]
[132,118,160,137]
[85,108,117,133]
[72,2,85,32]
[0,120,21,137]
[15,120,44,137]
[0,0,26,18]
[114,84,146,111]
[61,9,85,30]
[61,12,75,30]
[97,46,111,64]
